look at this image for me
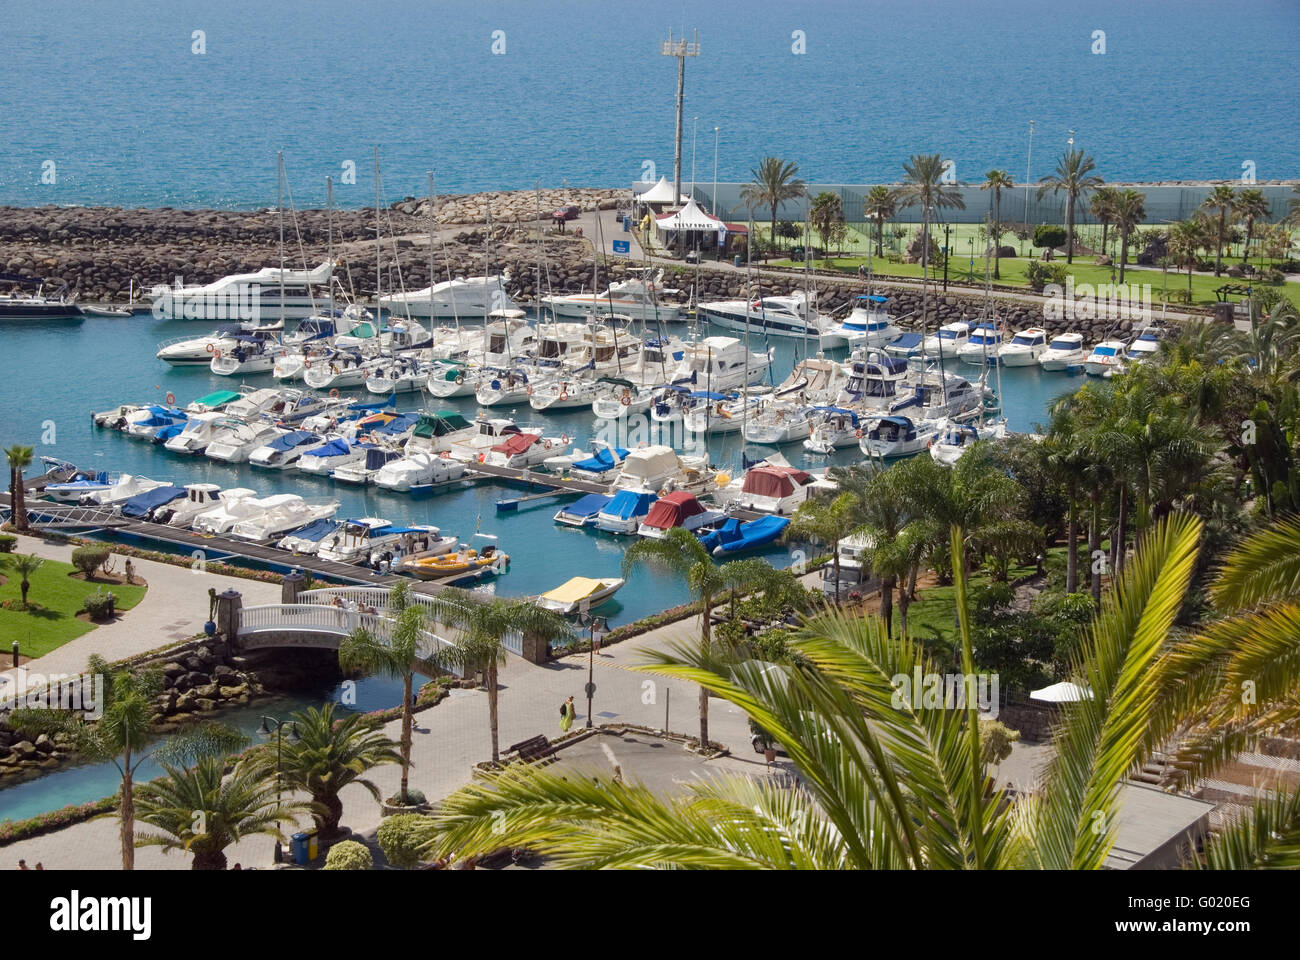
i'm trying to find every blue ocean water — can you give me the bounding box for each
[0,0,1296,208]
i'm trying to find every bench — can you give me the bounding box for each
[505,734,555,765]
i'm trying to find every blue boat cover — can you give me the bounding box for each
[283,518,338,542]
[306,438,353,458]
[120,485,185,518]
[601,490,657,520]
[689,391,735,400]
[856,294,889,303]
[572,447,629,473]
[363,447,401,470]
[889,332,923,349]
[269,429,320,451]
[559,493,613,518]
[874,415,916,428]
[699,515,790,554]
[154,422,186,442]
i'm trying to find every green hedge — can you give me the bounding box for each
[323,839,373,870]
[0,797,117,847]
[377,813,430,869]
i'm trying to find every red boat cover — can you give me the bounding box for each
[740,465,811,499]
[642,491,706,530]
[492,433,541,455]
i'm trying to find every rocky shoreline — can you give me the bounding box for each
[1,191,1170,339]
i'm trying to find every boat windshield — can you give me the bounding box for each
[1048,338,1077,350]
[1093,346,1117,357]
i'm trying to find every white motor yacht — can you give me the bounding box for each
[248,429,323,469]
[921,321,972,358]
[716,460,824,516]
[379,273,517,319]
[205,420,284,463]
[929,418,1008,466]
[124,405,188,441]
[1084,339,1128,377]
[330,446,406,485]
[296,438,370,476]
[998,328,1050,366]
[1038,332,1088,371]
[609,445,715,497]
[698,290,839,346]
[155,322,281,365]
[827,295,903,348]
[148,261,334,321]
[373,451,468,492]
[1125,327,1164,364]
[193,493,297,535]
[229,496,339,543]
[302,350,373,390]
[163,411,227,454]
[542,268,681,323]
[79,475,173,506]
[156,484,252,526]
[858,415,939,459]
[956,323,1005,365]
[668,336,772,392]
[209,334,286,375]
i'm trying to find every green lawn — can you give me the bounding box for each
[1,556,147,658]
[767,252,1300,310]
[888,557,1044,652]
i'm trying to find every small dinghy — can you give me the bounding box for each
[553,493,612,528]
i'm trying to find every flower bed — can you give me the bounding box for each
[0,797,116,847]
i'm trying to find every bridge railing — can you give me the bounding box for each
[239,603,464,677]
[298,586,522,653]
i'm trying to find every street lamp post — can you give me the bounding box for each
[259,715,299,863]
[577,611,608,729]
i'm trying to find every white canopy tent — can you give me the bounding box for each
[655,198,722,233]
[635,176,684,206]
[1029,681,1093,703]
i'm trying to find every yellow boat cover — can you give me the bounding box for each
[541,577,604,604]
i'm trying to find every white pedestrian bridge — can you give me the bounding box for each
[234,587,523,676]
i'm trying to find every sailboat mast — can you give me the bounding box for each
[373,147,381,320]
[277,151,285,326]
[326,176,335,320]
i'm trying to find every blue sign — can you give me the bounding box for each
[612,239,630,255]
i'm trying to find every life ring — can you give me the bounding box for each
[478,452,486,463]
[363,368,371,379]
[855,427,864,439]
[455,374,464,385]
[329,388,339,398]
[544,439,553,450]
[620,393,632,407]
[526,385,534,396]
[638,441,647,449]
[205,342,215,354]
[213,349,222,359]
[559,390,569,401]
[165,392,175,405]
[561,434,570,446]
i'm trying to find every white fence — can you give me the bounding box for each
[298,586,523,655]
[239,603,464,676]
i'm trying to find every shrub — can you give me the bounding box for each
[82,592,117,621]
[377,813,431,869]
[386,788,426,807]
[323,840,373,871]
[0,535,15,553]
[1025,261,1069,292]
[1032,224,1067,249]
[71,546,110,580]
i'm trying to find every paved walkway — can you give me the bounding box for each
[0,532,280,682]
[0,605,768,869]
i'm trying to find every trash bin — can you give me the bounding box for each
[307,832,319,861]
[733,255,742,268]
[290,832,310,865]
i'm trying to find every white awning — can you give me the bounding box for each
[656,198,722,232]
[1029,681,1092,703]
[635,176,683,204]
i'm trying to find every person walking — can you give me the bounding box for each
[559,695,576,732]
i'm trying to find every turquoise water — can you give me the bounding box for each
[1,0,1296,207]
[0,313,1081,628]
[0,674,409,823]
[0,315,1081,820]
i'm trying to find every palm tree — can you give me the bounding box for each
[1037,149,1103,264]
[1111,189,1147,285]
[424,513,1300,870]
[338,581,427,804]
[271,703,402,839]
[135,755,311,870]
[785,489,864,602]
[739,157,806,259]
[10,655,245,869]
[1167,216,1210,298]
[1233,189,1270,265]
[808,191,844,259]
[1200,184,1238,275]
[5,445,33,533]
[863,185,897,257]
[896,154,966,281]
[6,552,43,607]
[423,590,573,763]
[1088,185,1120,258]
[1044,400,1094,593]
[622,528,794,748]
[980,170,1015,279]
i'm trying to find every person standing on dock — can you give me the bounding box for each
[560,695,576,732]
